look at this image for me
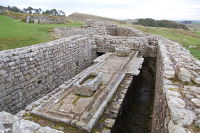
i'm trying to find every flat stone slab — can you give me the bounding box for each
[31,51,142,132]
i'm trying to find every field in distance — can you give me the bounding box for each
[0,15,83,50]
[133,25,200,60]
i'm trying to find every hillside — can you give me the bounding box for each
[185,22,200,31]
[133,18,188,30]
[67,12,125,23]
[0,15,83,50]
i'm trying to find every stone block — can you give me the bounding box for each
[74,72,102,96]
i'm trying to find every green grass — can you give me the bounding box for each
[117,23,200,60]
[134,26,200,59]
[0,15,84,50]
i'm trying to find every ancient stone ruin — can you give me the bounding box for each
[26,15,66,24]
[0,20,200,133]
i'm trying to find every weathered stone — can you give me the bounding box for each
[102,128,111,133]
[25,104,33,111]
[168,120,186,133]
[16,110,26,118]
[191,98,200,107]
[178,68,192,82]
[0,111,19,125]
[0,123,5,133]
[166,90,181,98]
[170,108,196,126]
[13,119,40,133]
[194,77,200,84]
[195,120,200,128]
[164,70,175,79]
[195,109,200,114]
[74,72,102,96]
[184,86,200,94]
[104,118,115,128]
[36,127,64,133]
[167,96,186,108]
[115,47,131,57]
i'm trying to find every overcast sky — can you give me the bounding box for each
[0,0,200,20]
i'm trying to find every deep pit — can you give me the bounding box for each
[112,58,156,133]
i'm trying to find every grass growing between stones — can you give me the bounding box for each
[117,23,200,60]
[0,15,84,50]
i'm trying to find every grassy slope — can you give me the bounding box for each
[185,22,200,31]
[68,12,125,24]
[0,15,83,50]
[130,25,200,59]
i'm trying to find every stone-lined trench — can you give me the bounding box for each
[112,58,156,133]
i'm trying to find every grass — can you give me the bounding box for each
[0,15,84,50]
[133,25,200,59]
[68,12,126,24]
[117,23,200,60]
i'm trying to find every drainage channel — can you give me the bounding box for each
[112,58,156,133]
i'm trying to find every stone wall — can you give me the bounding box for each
[151,44,169,133]
[95,35,157,57]
[0,35,96,113]
[26,15,66,24]
[106,25,143,37]
[54,27,95,38]
[151,36,200,133]
[0,20,200,133]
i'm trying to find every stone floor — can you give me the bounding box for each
[28,51,143,132]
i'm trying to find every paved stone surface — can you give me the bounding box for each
[30,51,142,132]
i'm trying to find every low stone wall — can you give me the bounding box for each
[26,15,66,24]
[0,35,96,113]
[106,25,143,37]
[54,27,95,38]
[151,44,169,133]
[152,36,200,133]
[95,35,157,57]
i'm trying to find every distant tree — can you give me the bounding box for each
[181,21,192,24]
[22,8,27,13]
[58,10,65,16]
[50,9,58,16]
[134,18,188,30]
[7,6,21,12]
[33,8,42,14]
[135,18,158,27]
[26,6,34,14]
[43,10,51,15]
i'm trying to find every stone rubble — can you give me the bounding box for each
[0,112,63,133]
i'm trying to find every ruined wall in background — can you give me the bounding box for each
[106,25,143,37]
[95,35,157,57]
[54,27,95,38]
[26,15,66,24]
[0,35,96,113]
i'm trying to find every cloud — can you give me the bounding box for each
[0,0,199,20]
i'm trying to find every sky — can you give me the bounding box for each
[0,0,200,20]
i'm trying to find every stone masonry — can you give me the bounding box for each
[26,15,66,24]
[0,35,96,113]
[0,20,200,133]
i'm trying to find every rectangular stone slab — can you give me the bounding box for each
[31,51,141,132]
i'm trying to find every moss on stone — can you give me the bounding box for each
[23,113,84,133]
